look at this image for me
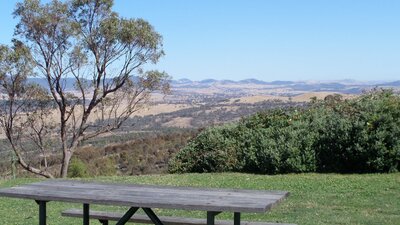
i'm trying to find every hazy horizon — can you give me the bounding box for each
[172,77,399,83]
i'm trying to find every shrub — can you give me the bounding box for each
[310,90,400,173]
[170,109,317,174]
[68,158,88,178]
[169,89,400,174]
[169,125,238,173]
[92,157,117,176]
[238,109,317,173]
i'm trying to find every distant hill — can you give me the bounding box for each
[378,80,400,86]
[239,78,268,85]
[171,78,400,96]
[199,79,218,84]
[28,77,77,90]
[171,78,192,84]
[27,77,400,97]
[268,80,295,85]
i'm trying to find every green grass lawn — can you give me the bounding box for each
[0,173,399,225]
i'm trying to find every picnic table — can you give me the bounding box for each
[0,180,291,225]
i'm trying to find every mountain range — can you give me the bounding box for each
[171,78,400,94]
[27,77,400,95]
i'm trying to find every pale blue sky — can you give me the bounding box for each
[1,0,399,81]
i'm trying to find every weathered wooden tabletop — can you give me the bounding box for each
[0,180,289,213]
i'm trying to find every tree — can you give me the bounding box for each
[0,0,169,178]
[0,40,56,178]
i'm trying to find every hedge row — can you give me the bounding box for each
[169,90,400,174]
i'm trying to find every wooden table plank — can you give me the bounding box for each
[0,180,289,213]
[26,183,286,201]
[32,180,288,197]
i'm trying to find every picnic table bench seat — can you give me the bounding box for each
[62,208,297,225]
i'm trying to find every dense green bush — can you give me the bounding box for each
[168,125,239,173]
[68,158,89,178]
[311,90,400,173]
[169,89,400,174]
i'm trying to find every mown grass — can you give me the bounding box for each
[0,173,399,225]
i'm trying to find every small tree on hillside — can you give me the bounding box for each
[0,0,169,178]
[0,40,56,178]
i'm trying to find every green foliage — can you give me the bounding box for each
[311,89,400,173]
[170,89,400,174]
[169,125,238,173]
[0,40,33,97]
[67,158,88,178]
[236,109,317,174]
[92,157,117,176]
[69,152,117,178]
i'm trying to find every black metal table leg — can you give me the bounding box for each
[35,201,47,225]
[99,219,109,225]
[207,211,221,225]
[234,212,241,225]
[83,203,89,225]
[115,207,139,225]
[143,208,164,225]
